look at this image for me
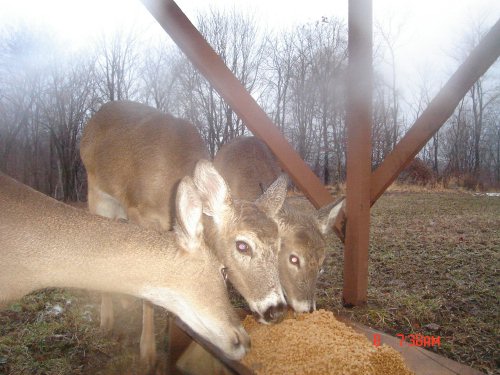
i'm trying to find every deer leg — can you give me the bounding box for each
[140,300,157,368]
[119,295,134,310]
[100,294,114,331]
[87,184,127,221]
[87,181,127,333]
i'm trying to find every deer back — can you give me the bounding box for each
[214,135,282,201]
[81,100,210,230]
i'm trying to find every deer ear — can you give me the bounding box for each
[316,198,345,235]
[175,176,203,252]
[192,159,233,225]
[255,174,287,217]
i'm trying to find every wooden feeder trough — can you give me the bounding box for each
[166,309,482,375]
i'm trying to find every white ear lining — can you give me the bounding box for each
[255,174,287,216]
[318,198,345,235]
[175,177,203,252]
[193,159,232,225]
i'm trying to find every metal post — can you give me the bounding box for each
[343,0,373,306]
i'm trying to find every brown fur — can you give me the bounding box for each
[0,172,250,360]
[80,103,287,366]
[214,136,344,313]
[81,100,210,230]
[214,135,282,201]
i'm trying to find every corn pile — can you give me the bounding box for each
[241,309,414,375]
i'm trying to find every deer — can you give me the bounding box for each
[214,136,345,314]
[0,172,251,361]
[80,101,287,367]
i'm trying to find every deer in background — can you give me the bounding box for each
[0,172,250,361]
[80,101,287,367]
[214,136,344,313]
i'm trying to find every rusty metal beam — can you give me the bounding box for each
[141,0,334,208]
[371,18,500,205]
[334,17,500,243]
[343,0,373,307]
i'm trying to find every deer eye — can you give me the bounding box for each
[289,254,300,267]
[221,267,228,281]
[235,240,251,255]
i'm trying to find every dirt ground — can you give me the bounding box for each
[0,191,498,374]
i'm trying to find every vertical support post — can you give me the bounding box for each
[343,0,373,306]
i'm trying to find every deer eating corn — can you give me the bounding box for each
[241,309,414,375]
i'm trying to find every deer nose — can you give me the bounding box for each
[263,303,286,323]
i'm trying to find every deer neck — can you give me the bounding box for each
[0,176,175,302]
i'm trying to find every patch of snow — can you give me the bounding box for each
[36,303,65,322]
[49,304,64,316]
[81,310,93,322]
[81,304,95,322]
[473,192,500,197]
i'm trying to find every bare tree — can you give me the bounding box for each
[40,53,99,200]
[412,68,441,173]
[139,41,183,112]
[262,31,294,132]
[377,19,404,152]
[262,18,348,183]
[94,28,139,102]
[0,26,51,191]
[186,7,266,155]
[371,18,406,168]
[0,26,101,198]
[481,105,500,185]
[440,17,500,187]
[310,17,347,184]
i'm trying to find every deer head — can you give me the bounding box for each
[277,197,344,312]
[193,159,287,323]
[213,136,345,313]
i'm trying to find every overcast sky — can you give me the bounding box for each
[1,0,499,100]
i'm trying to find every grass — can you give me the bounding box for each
[317,192,500,375]
[0,191,498,374]
[0,291,169,374]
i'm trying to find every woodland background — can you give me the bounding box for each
[1,9,499,201]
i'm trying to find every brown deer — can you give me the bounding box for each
[214,136,344,313]
[0,172,250,361]
[80,101,287,366]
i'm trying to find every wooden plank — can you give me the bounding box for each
[371,18,500,206]
[167,316,195,374]
[337,317,484,375]
[342,0,373,307]
[172,316,253,375]
[140,0,334,208]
